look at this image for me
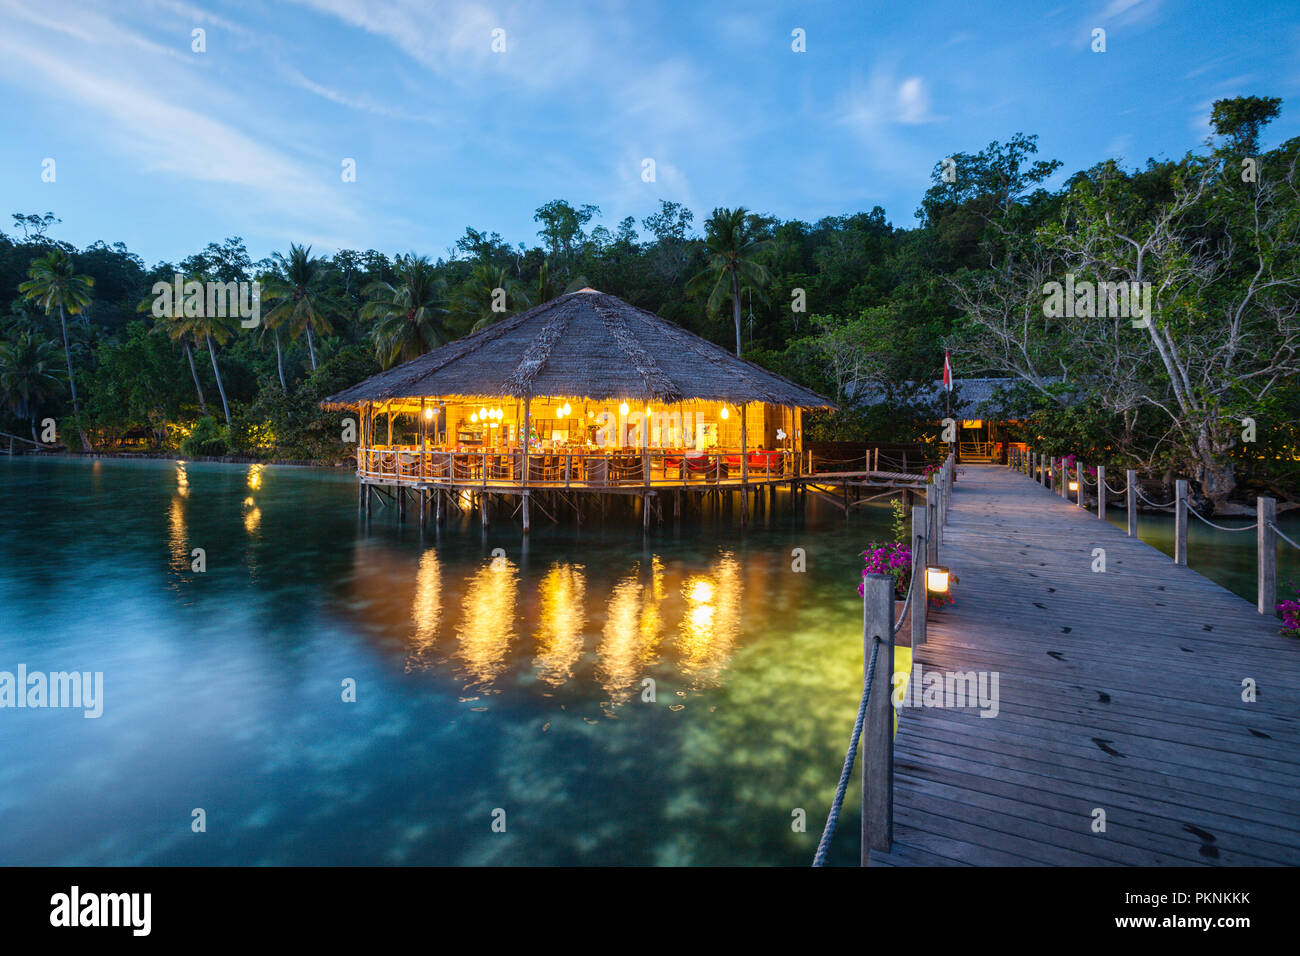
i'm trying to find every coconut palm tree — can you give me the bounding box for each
[262,244,337,372]
[189,308,236,425]
[0,331,65,443]
[18,249,94,448]
[687,207,772,357]
[139,277,209,415]
[361,255,451,368]
[451,261,531,334]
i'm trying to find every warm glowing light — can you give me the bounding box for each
[495,407,503,419]
[470,413,478,423]
[687,579,715,603]
[424,407,434,420]
[720,407,730,420]
[926,566,950,594]
[561,402,571,416]
[619,402,629,416]
[535,562,587,687]
[480,407,488,418]
[1068,480,1079,493]
[247,463,263,490]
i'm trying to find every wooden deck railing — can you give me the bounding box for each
[1011,447,1298,616]
[356,446,795,488]
[815,452,955,866]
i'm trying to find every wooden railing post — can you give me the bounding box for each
[1175,479,1189,565]
[1258,496,1277,615]
[1075,461,1085,509]
[911,505,927,647]
[1059,459,1068,499]
[926,484,939,567]
[1097,464,1106,520]
[1126,469,1137,537]
[861,573,894,863]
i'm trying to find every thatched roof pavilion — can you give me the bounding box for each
[324,288,835,530]
[322,288,834,409]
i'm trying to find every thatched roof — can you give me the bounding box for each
[321,289,835,409]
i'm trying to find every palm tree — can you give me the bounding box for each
[0,331,65,443]
[139,277,209,415]
[262,244,337,372]
[687,207,772,357]
[189,308,236,425]
[18,249,94,448]
[450,261,531,334]
[361,255,451,367]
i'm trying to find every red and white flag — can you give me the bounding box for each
[942,351,953,392]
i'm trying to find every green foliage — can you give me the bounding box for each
[181,416,230,457]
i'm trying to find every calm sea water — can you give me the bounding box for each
[0,456,888,866]
[1,458,1293,866]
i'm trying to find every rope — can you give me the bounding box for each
[1134,486,1176,509]
[1270,522,1300,551]
[812,634,882,868]
[893,566,917,636]
[1104,480,1127,496]
[1186,504,1257,533]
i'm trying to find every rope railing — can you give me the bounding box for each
[812,634,881,868]
[1186,504,1257,533]
[1134,486,1176,509]
[1271,522,1300,551]
[1015,445,1294,618]
[893,566,918,636]
[815,451,955,866]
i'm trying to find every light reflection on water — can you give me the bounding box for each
[5,456,1291,865]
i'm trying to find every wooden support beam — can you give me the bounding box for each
[1097,465,1106,519]
[862,573,894,861]
[1258,496,1277,615]
[1174,479,1188,565]
[911,505,927,647]
[1126,468,1137,537]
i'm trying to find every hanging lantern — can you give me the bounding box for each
[720,407,730,420]
[470,413,478,423]
[619,402,629,416]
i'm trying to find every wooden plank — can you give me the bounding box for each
[885,464,1300,866]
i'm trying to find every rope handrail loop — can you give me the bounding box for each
[1134,486,1176,509]
[893,566,918,636]
[1185,503,1258,533]
[1269,521,1300,551]
[812,634,882,867]
[1104,480,1127,496]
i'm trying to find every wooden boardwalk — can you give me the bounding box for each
[870,464,1300,866]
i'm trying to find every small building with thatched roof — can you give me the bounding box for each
[321,289,835,528]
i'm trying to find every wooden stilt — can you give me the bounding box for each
[522,491,531,534]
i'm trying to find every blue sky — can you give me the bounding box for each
[1,0,1298,266]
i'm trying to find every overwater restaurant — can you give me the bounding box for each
[321,289,835,526]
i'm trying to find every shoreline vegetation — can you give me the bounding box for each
[2,97,1297,512]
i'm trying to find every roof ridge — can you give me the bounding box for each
[590,295,683,402]
[502,297,579,395]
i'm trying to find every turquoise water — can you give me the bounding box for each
[0,456,890,865]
